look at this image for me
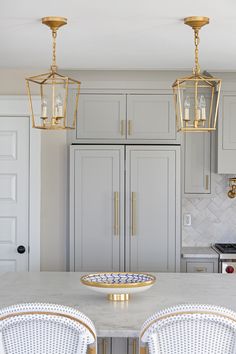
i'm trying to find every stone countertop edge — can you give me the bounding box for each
[181,247,219,259]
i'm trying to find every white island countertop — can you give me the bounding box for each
[0,272,235,337]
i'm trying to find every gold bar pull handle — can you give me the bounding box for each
[114,192,119,236]
[132,338,137,354]
[102,339,107,354]
[205,175,209,190]
[195,267,206,273]
[131,192,137,236]
[128,120,133,136]
[120,120,125,136]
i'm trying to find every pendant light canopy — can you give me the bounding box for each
[172,16,221,132]
[26,17,80,130]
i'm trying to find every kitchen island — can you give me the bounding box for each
[0,271,235,338]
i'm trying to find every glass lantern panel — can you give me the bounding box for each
[180,81,215,130]
[40,79,66,129]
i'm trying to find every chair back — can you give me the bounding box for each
[0,303,96,354]
[140,304,236,354]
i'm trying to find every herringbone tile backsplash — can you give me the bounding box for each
[182,173,236,246]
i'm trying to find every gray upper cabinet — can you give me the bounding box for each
[184,133,211,194]
[218,94,236,173]
[127,94,176,140]
[76,94,126,139]
[74,92,178,142]
[125,146,180,272]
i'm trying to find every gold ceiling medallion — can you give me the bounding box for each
[172,16,221,132]
[26,17,80,130]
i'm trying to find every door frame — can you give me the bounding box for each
[0,95,41,271]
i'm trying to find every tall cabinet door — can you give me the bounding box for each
[184,133,211,194]
[126,146,180,272]
[70,146,124,272]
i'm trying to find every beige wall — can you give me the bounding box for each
[1,68,236,271]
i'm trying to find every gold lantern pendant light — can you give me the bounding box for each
[26,17,81,130]
[173,17,222,132]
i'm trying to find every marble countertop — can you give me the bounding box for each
[0,272,235,337]
[182,247,219,259]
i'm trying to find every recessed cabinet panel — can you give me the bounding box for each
[217,94,236,173]
[184,133,211,194]
[71,146,124,272]
[127,95,176,140]
[126,146,180,272]
[186,261,214,273]
[77,94,126,139]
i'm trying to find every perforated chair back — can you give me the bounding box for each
[0,303,96,354]
[140,304,236,354]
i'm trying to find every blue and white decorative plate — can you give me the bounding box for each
[80,272,156,301]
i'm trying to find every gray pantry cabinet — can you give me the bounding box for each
[70,145,181,273]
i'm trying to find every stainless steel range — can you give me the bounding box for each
[212,243,236,273]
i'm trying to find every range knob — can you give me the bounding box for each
[225,265,235,274]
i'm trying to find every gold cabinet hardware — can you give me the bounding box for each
[140,347,148,354]
[132,338,137,354]
[128,120,132,135]
[195,267,206,272]
[102,339,107,354]
[87,346,96,354]
[114,192,119,236]
[131,192,137,236]
[205,175,209,190]
[120,120,125,136]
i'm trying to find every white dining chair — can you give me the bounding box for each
[140,304,236,354]
[0,303,96,354]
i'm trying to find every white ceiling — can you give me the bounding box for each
[1,0,236,71]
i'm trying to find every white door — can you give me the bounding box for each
[76,94,126,139]
[126,146,180,272]
[0,117,29,271]
[127,94,176,140]
[71,146,124,271]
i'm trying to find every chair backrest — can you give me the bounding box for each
[0,303,96,354]
[140,304,236,354]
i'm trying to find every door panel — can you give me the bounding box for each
[126,146,179,272]
[0,117,29,271]
[127,95,176,140]
[184,133,211,194]
[72,146,124,271]
[77,94,126,139]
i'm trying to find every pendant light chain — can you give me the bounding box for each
[51,29,57,72]
[194,29,200,75]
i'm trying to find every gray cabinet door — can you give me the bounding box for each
[76,94,126,139]
[127,94,176,140]
[218,94,236,173]
[126,146,180,272]
[184,133,211,194]
[70,146,124,271]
